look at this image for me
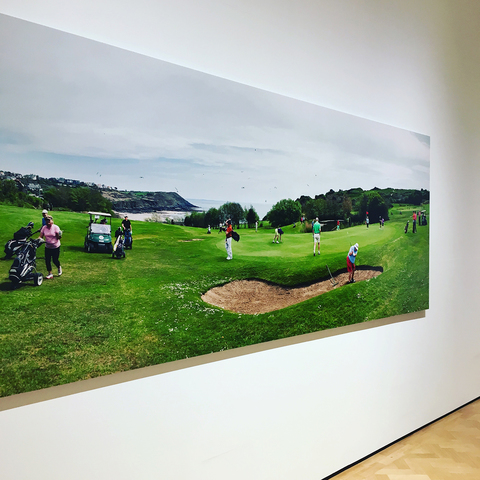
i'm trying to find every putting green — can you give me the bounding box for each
[216,223,399,258]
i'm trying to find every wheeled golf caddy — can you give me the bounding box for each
[8,237,45,287]
[123,229,132,249]
[112,227,126,259]
[4,222,40,259]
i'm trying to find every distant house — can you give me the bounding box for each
[27,183,42,193]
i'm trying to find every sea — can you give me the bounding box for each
[114,199,272,223]
[186,199,272,220]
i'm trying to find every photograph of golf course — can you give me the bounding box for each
[0,15,429,398]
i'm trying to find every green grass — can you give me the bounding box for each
[0,204,428,397]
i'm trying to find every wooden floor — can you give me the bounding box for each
[331,398,480,480]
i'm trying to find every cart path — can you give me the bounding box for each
[202,268,382,314]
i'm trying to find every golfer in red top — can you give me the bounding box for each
[225,219,233,260]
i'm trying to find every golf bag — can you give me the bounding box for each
[124,229,132,249]
[4,222,38,259]
[8,238,45,286]
[112,229,126,259]
[232,231,240,242]
[404,221,409,234]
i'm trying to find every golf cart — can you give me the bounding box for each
[84,211,113,253]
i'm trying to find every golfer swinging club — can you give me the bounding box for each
[347,243,359,284]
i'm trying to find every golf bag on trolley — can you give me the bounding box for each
[4,222,39,259]
[112,228,126,259]
[123,229,132,249]
[8,237,45,286]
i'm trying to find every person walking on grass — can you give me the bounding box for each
[225,219,233,260]
[39,215,62,279]
[412,211,417,233]
[347,243,359,284]
[313,217,321,256]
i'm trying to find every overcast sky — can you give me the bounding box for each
[0,14,429,209]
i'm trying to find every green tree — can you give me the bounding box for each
[304,198,326,221]
[204,208,220,228]
[219,202,244,228]
[360,191,389,223]
[246,206,259,228]
[184,211,205,227]
[267,199,301,227]
[0,179,19,203]
[342,196,352,216]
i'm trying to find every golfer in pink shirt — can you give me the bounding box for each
[39,215,62,279]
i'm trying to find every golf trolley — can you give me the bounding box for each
[4,222,40,259]
[112,228,126,259]
[8,237,45,287]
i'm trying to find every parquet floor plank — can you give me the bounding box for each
[331,398,480,480]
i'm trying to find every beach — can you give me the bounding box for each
[114,211,189,223]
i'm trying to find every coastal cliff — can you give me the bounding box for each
[102,190,198,213]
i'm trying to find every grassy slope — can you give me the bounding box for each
[0,204,428,396]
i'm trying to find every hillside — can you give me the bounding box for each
[101,190,199,213]
[0,170,199,213]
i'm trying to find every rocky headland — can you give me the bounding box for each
[101,190,199,214]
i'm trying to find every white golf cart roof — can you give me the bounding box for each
[88,211,111,217]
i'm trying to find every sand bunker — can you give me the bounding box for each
[202,268,382,314]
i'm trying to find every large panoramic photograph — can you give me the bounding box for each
[0,14,429,398]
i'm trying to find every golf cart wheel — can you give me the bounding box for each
[107,243,113,254]
[87,242,94,253]
[34,273,43,287]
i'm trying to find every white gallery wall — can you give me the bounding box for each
[0,1,480,479]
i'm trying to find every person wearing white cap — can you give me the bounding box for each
[347,243,359,284]
[42,209,48,226]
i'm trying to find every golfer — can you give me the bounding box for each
[347,243,359,284]
[312,217,321,256]
[273,227,283,243]
[41,209,48,226]
[39,215,62,279]
[122,215,132,234]
[225,219,233,260]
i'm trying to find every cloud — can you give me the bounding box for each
[0,14,430,203]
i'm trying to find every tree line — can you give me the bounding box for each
[0,179,44,209]
[186,187,429,229]
[184,203,259,229]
